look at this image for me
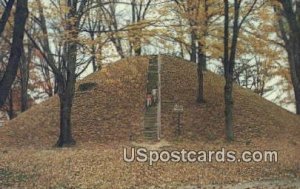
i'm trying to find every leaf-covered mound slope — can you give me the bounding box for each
[0,57,149,147]
[160,55,299,141]
[0,55,299,148]
[0,56,299,188]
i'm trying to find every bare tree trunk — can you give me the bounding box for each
[294,85,300,114]
[0,0,28,108]
[57,87,76,147]
[277,0,300,114]
[7,90,14,120]
[223,0,237,141]
[26,0,87,147]
[55,39,77,147]
[55,0,88,147]
[190,30,197,62]
[223,0,255,141]
[90,33,98,72]
[20,46,30,112]
[198,42,207,71]
[20,56,28,112]
[55,40,77,147]
[289,36,300,115]
[201,0,208,71]
[36,0,57,97]
[224,74,234,140]
[0,0,15,36]
[287,49,300,114]
[197,44,205,103]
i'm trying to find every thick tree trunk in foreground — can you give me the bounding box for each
[288,49,300,114]
[277,0,300,114]
[28,0,87,147]
[286,44,300,114]
[56,38,77,147]
[55,42,77,148]
[56,91,76,147]
[55,0,81,146]
[55,40,77,147]
[0,0,28,108]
